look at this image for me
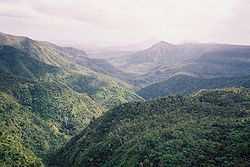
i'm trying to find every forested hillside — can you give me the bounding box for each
[0,33,143,166]
[0,75,104,166]
[52,88,250,167]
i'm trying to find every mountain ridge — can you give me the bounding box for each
[138,74,250,99]
[109,41,250,87]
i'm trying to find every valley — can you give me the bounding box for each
[1,0,250,166]
[1,32,250,167]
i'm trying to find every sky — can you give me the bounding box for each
[0,0,250,48]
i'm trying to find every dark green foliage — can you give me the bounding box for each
[138,75,250,99]
[0,92,44,167]
[53,88,250,167]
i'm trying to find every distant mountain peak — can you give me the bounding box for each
[150,41,175,49]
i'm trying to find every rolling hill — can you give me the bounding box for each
[52,88,250,167]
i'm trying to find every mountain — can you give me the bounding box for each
[3,32,250,167]
[0,32,71,66]
[109,41,177,74]
[0,32,142,108]
[52,88,250,167]
[109,42,250,87]
[138,74,250,99]
[0,32,143,166]
[0,33,106,72]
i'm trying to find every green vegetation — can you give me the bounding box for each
[0,34,143,109]
[62,73,143,109]
[0,33,143,166]
[53,88,250,167]
[138,74,250,99]
[0,92,44,167]
[0,78,103,165]
[4,32,250,167]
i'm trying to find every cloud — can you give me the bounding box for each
[0,0,249,47]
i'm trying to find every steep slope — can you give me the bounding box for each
[0,32,71,66]
[0,32,142,108]
[138,75,250,99]
[52,88,250,167]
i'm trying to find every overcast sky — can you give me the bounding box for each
[0,0,250,48]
